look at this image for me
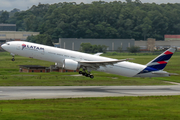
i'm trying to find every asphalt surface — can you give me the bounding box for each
[1,85,180,100]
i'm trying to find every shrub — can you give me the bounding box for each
[127,46,140,53]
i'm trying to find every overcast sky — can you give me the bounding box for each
[1,0,180,11]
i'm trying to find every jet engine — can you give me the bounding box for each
[63,59,80,70]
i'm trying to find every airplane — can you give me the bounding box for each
[1,41,177,78]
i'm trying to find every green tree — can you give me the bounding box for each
[27,34,53,46]
[141,17,152,40]
[0,11,9,23]
[80,43,107,53]
[80,43,92,53]
[6,1,180,40]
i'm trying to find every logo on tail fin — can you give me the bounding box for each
[147,48,175,70]
[138,48,176,74]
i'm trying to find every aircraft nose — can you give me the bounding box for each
[1,43,7,51]
[1,44,5,49]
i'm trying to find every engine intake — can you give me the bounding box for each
[63,59,80,70]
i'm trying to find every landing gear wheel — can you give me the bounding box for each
[11,58,15,61]
[84,73,87,76]
[82,72,85,76]
[90,75,94,79]
[79,71,82,74]
[85,74,90,77]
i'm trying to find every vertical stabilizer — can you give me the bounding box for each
[146,48,176,70]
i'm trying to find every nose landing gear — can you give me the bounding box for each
[11,53,15,61]
[11,57,15,61]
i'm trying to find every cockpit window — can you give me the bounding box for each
[6,43,10,45]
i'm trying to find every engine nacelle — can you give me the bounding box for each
[63,59,80,70]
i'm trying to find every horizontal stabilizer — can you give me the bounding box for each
[152,71,169,74]
[169,73,179,76]
[152,71,179,76]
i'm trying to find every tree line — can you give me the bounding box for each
[1,0,180,45]
[80,43,107,53]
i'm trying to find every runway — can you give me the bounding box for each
[1,85,180,100]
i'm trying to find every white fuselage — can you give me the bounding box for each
[1,41,169,77]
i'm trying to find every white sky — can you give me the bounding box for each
[1,0,180,11]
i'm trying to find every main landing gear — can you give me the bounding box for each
[79,71,94,79]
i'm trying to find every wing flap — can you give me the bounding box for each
[78,58,133,69]
[79,58,132,64]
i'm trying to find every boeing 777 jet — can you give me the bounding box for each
[1,41,176,78]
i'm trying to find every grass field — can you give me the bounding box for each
[0,51,180,86]
[1,96,180,120]
[1,52,180,119]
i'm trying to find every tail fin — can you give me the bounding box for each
[146,48,176,70]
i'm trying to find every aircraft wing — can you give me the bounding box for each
[79,58,133,69]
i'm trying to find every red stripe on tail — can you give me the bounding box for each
[164,51,173,55]
[158,61,167,64]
